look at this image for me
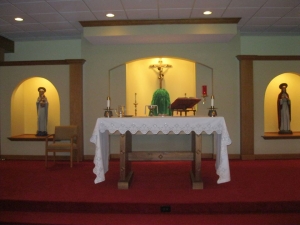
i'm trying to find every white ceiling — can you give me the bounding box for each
[0,0,299,42]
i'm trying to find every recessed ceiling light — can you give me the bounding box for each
[106,13,115,18]
[203,11,212,15]
[15,17,23,21]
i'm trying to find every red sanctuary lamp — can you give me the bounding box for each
[202,85,207,104]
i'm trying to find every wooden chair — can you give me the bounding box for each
[45,125,78,168]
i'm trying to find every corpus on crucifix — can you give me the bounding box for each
[148,60,172,116]
[149,60,172,89]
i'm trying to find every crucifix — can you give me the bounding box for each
[149,60,172,89]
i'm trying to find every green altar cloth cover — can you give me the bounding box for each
[150,89,172,116]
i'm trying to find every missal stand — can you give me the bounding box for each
[171,97,201,116]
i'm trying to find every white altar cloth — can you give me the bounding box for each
[90,116,232,184]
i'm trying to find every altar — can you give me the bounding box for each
[90,116,231,189]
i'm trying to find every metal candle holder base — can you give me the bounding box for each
[208,106,217,117]
[104,108,113,117]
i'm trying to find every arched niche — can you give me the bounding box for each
[264,73,300,132]
[237,55,300,160]
[109,57,212,117]
[1,59,85,161]
[11,77,60,136]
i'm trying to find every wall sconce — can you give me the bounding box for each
[196,62,217,117]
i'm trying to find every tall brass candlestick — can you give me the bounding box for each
[133,93,138,116]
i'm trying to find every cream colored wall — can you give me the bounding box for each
[5,40,81,61]
[0,65,70,155]
[126,58,195,116]
[254,61,300,154]
[82,34,241,156]
[264,73,300,132]
[241,36,300,55]
[11,84,25,135]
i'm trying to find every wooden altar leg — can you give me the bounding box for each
[118,131,134,189]
[190,131,203,189]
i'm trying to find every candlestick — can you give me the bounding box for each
[133,93,138,116]
[107,96,110,108]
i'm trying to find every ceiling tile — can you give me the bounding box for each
[0,3,25,15]
[93,10,128,20]
[0,18,9,25]
[191,8,225,18]
[15,23,48,31]
[228,0,268,7]
[30,13,66,23]
[159,0,194,9]
[126,9,158,20]
[13,2,56,14]
[42,21,74,30]
[61,11,97,22]
[28,30,58,37]
[48,0,90,13]
[254,7,293,17]
[246,17,280,26]
[223,7,260,17]
[2,31,35,40]
[0,24,22,32]
[159,8,191,19]
[274,17,300,25]
[8,0,45,3]
[0,14,37,24]
[264,0,300,7]
[121,0,157,10]
[0,0,299,41]
[84,0,124,11]
[194,0,231,8]
[285,7,300,17]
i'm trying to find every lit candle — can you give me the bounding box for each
[211,95,214,107]
[107,96,110,108]
[202,85,207,96]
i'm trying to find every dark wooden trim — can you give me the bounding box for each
[239,58,254,159]
[0,35,14,53]
[236,55,300,61]
[0,155,74,161]
[0,59,85,67]
[7,134,53,141]
[262,132,300,140]
[1,153,289,161]
[69,62,84,161]
[0,48,4,62]
[110,153,240,160]
[80,18,241,27]
[255,154,300,160]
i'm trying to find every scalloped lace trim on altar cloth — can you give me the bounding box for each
[90,117,231,184]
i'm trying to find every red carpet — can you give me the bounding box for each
[1,159,300,224]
